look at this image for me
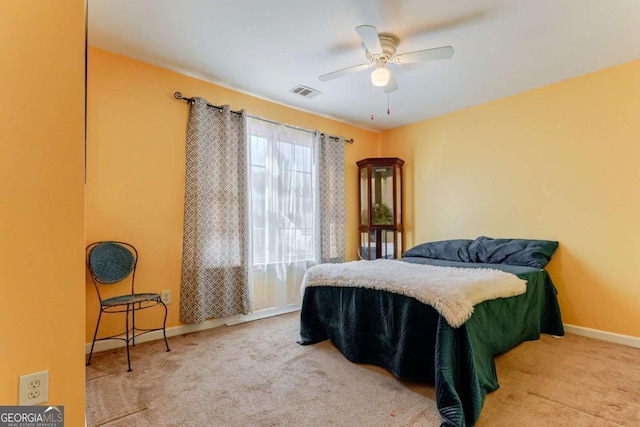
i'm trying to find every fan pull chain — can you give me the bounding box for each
[387,91,390,115]
[370,82,374,120]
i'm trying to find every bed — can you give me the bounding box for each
[298,237,564,427]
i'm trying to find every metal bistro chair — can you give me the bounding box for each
[86,241,170,371]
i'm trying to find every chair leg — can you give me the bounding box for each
[161,301,171,352]
[132,303,136,347]
[86,309,104,366]
[125,304,132,372]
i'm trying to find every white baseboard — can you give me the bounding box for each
[224,305,300,325]
[563,323,640,349]
[89,313,639,354]
[85,305,301,354]
[85,317,228,354]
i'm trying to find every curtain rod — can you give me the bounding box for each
[174,92,354,144]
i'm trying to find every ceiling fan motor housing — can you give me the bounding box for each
[366,33,399,63]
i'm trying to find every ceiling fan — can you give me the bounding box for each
[319,25,454,93]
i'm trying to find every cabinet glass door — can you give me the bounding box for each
[360,167,369,226]
[371,166,394,225]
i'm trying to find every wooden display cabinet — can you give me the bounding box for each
[357,157,404,260]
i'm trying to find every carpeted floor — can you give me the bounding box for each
[480,332,640,426]
[86,312,640,426]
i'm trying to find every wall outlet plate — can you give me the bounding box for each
[19,370,49,405]
[161,289,172,304]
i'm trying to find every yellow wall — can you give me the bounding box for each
[86,47,379,339]
[381,60,640,338]
[0,1,86,425]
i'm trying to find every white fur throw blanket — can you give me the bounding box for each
[301,259,527,328]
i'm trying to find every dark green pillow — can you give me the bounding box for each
[468,236,558,269]
[403,239,473,262]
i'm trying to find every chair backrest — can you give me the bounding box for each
[87,241,138,300]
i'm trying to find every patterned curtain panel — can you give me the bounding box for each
[180,98,250,323]
[317,133,346,263]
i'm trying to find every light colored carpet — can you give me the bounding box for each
[86,312,640,426]
[479,333,640,426]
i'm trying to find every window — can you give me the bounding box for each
[247,119,317,266]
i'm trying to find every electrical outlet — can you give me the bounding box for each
[19,370,49,405]
[160,289,172,304]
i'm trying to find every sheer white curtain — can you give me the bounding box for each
[247,118,318,311]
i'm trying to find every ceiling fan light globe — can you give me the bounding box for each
[371,66,391,87]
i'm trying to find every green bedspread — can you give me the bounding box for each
[298,257,564,426]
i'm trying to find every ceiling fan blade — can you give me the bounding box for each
[384,71,398,94]
[318,63,372,82]
[355,25,383,55]
[392,46,454,64]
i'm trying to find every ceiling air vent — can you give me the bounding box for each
[289,85,321,99]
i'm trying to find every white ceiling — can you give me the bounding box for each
[88,0,640,132]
